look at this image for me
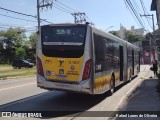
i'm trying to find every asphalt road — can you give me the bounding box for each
[0,65,151,120]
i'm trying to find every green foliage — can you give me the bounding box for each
[27,32,37,63]
[109,31,120,38]
[15,47,25,59]
[0,28,36,64]
[125,31,145,43]
[29,32,37,49]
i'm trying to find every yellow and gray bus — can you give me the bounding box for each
[36,23,140,95]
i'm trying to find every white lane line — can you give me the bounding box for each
[0,82,36,92]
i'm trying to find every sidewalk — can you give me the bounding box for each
[116,76,160,119]
[121,78,160,111]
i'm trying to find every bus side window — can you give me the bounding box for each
[105,39,113,70]
[112,41,120,68]
[94,34,105,61]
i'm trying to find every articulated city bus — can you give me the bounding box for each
[36,23,140,95]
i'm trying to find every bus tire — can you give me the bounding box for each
[109,75,115,95]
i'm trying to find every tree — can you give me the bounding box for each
[26,32,37,63]
[29,32,37,50]
[125,31,145,43]
[109,31,120,38]
[0,28,26,64]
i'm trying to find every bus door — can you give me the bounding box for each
[132,50,134,75]
[119,46,123,81]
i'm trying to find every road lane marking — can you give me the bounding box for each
[0,82,36,92]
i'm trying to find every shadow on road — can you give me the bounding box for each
[0,76,141,118]
[0,89,111,118]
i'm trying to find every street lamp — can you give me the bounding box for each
[105,26,114,31]
[3,42,7,64]
[0,37,7,64]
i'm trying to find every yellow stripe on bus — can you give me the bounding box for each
[94,71,119,93]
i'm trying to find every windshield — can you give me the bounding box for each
[41,25,86,46]
[23,60,30,63]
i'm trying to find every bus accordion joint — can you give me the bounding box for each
[37,56,44,76]
[82,59,91,80]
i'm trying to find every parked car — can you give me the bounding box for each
[12,60,34,69]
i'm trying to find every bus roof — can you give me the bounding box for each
[41,23,140,50]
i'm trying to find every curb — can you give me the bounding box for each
[0,75,36,80]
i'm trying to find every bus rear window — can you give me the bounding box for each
[41,26,86,46]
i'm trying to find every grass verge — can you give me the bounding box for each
[0,64,36,79]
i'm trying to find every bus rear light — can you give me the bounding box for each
[37,56,44,76]
[82,59,91,80]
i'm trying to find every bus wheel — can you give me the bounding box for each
[109,75,115,95]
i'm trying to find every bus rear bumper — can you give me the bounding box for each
[37,75,92,94]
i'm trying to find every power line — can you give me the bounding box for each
[133,0,142,13]
[55,0,78,12]
[132,0,147,28]
[125,0,146,30]
[0,6,35,18]
[124,0,141,28]
[84,14,95,25]
[53,2,73,13]
[53,3,72,14]
[140,0,148,14]
[0,6,51,24]
[54,0,95,25]
[37,0,54,32]
[140,0,152,29]
[132,0,147,30]
[140,14,155,32]
[71,12,86,24]
[128,0,146,29]
[0,13,37,22]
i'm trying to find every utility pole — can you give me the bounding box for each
[71,12,86,24]
[37,0,53,33]
[37,0,40,33]
[140,14,155,32]
[140,14,155,63]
